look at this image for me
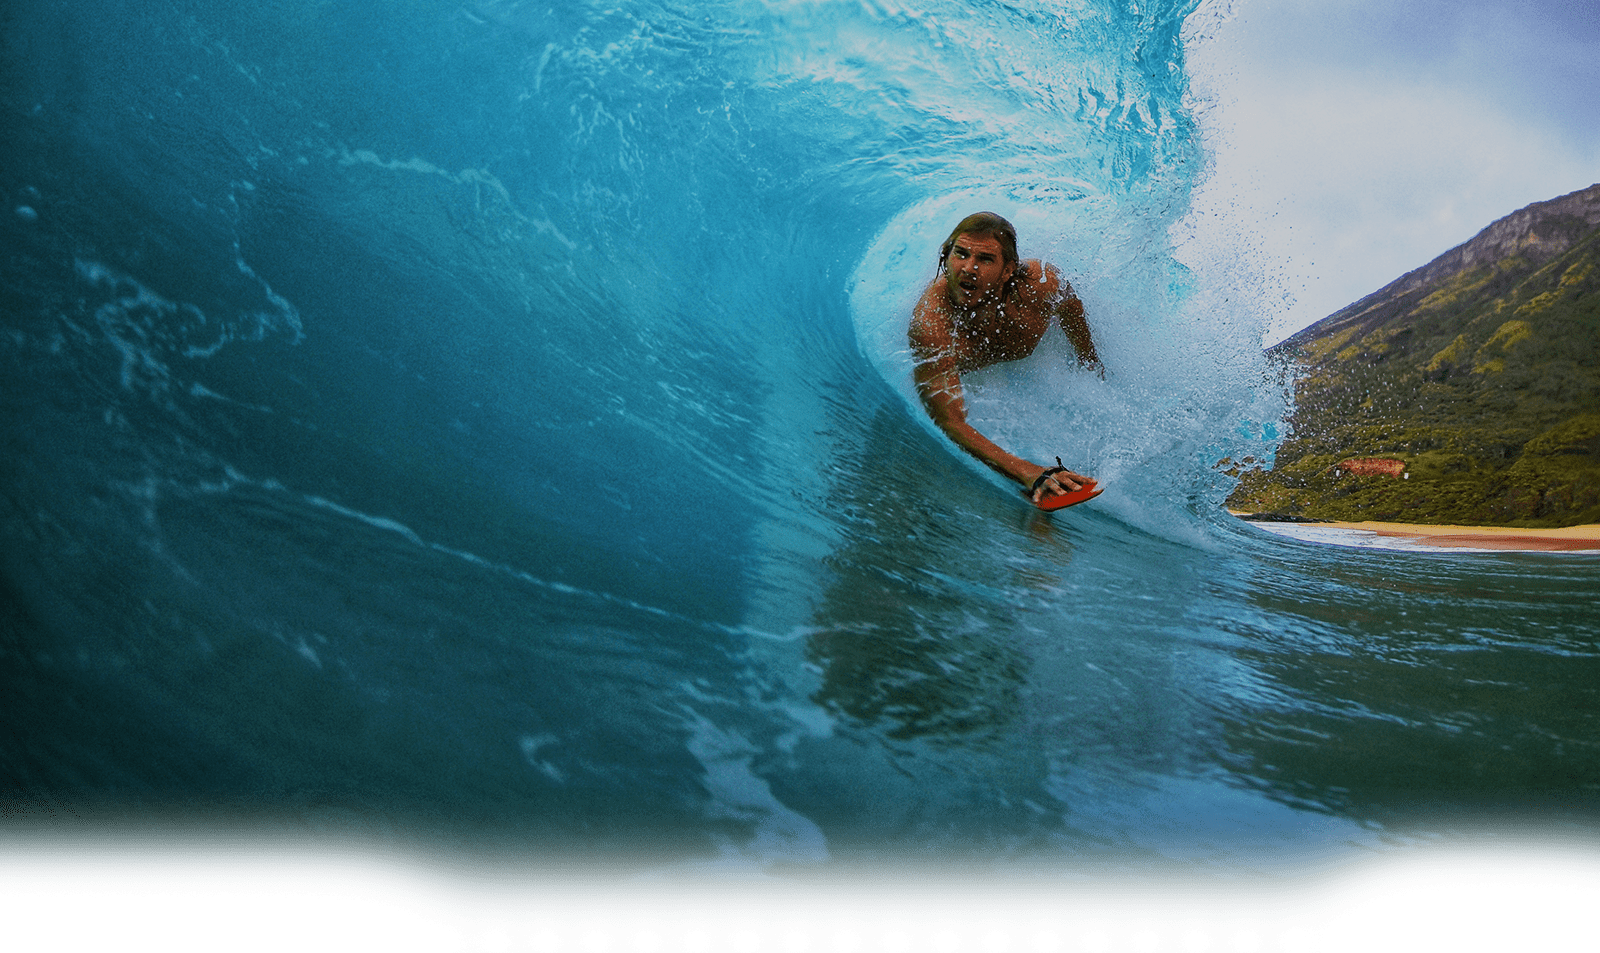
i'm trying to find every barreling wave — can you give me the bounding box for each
[16,0,1586,871]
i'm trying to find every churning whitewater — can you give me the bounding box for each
[3,0,1597,868]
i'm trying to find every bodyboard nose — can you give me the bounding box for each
[1032,480,1103,511]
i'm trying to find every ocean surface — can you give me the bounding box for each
[4,0,1599,880]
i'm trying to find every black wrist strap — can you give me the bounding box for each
[1028,457,1069,495]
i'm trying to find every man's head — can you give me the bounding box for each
[938,212,1021,309]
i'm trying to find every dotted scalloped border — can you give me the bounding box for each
[492,921,1292,953]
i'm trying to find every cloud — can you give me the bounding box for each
[1186,0,1600,343]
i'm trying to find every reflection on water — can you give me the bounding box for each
[806,412,1068,745]
[1227,543,1600,829]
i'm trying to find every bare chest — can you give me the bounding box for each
[951,304,1049,370]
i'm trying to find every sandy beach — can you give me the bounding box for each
[1320,520,1600,552]
[1234,514,1600,552]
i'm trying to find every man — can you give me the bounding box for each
[908,211,1102,505]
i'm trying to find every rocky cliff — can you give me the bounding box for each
[1227,183,1600,527]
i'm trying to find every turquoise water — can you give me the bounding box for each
[2,0,1597,871]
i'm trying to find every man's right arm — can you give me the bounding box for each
[909,291,1088,496]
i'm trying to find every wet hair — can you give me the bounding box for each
[937,211,1030,292]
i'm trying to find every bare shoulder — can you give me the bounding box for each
[908,279,954,354]
[1015,259,1063,303]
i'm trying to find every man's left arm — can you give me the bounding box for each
[1046,269,1101,377]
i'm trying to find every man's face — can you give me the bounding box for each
[944,232,1015,309]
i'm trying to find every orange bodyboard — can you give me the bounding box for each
[1031,480,1103,511]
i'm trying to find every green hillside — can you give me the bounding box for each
[1228,184,1600,527]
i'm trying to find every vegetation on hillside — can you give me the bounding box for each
[1227,188,1600,527]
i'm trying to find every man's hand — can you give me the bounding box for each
[1026,462,1094,502]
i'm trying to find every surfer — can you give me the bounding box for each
[908,211,1102,506]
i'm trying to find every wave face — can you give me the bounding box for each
[4,0,1597,865]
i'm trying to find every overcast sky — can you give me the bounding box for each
[1186,0,1600,344]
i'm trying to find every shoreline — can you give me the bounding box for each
[1230,513,1600,552]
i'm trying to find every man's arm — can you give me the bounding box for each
[909,292,1091,498]
[1055,279,1103,377]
